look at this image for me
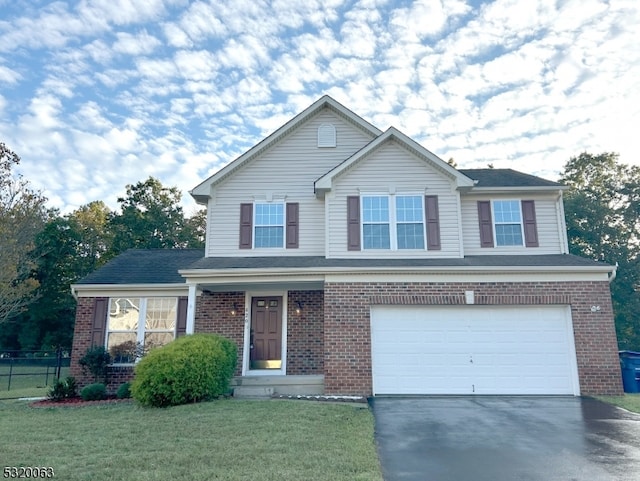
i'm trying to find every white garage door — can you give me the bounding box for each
[370,305,580,395]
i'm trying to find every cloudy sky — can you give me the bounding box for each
[1,0,638,214]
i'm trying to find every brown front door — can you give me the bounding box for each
[250,296,282,370]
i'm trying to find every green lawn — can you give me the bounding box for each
[596,394,640,413]
[0,398,382,481]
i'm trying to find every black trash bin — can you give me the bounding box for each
[619,351,640,393]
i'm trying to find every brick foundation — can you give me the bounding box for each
[323,281,622,396]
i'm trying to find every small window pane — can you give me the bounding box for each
[363,196,389,223]
[396,196,423,222]
[397,224,425,249]
[107,333,137,363]
[145,298,177,330]
[363,224,390,249]
[495,224,524,246]
[494,201,521,223]
[108,298,140,330]
[145,332,174,351]
[255,226,284,247]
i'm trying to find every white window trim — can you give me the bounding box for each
[253,201,285,249]
[106,297,178,365]
[492,199,525,247]
[361,193,427,250]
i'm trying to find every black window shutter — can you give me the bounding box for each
[176,296,188,337]
[425,195,441,250]
[91,298,108,347]
[286,203,299,248]
[239,203,253,249]
[477,201,494,248]
[347,196,361,251]
[521,200,539,247]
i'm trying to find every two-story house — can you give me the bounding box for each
[70,96,622,397]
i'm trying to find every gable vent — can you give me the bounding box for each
[318,124,336,148]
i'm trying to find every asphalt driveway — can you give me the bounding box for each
[372,396,640,481]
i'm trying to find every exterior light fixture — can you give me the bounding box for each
[231,303,238,316]
[295,301,303,315]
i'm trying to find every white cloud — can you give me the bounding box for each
[0,0,638,213]
[113,30,162,56]
[0,64,22,84]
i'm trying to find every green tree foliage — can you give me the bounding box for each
[0,143,51,325]
[1,175,204,351]
[109,177,204,255]
[560,152,640,350]
[1,202,113,350]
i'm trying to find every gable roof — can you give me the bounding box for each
[460,169,566,190]
[314,127,475,196]
[190,95,382,204]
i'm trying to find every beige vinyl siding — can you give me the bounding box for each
[206,108,374,257]
[327,140,463,258]
[461,194,565,255]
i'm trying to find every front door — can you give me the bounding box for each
[250,296,283,370]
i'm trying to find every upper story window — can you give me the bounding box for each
[107,297,178,364]
[362,195,425,250]
[347,195,440,252]
[239,202,299,250]
[477,199,539,248]
[254,203,284,248]
[493,200,524,246]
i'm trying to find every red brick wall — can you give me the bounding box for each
[195,291,246,375]
[69,297,136,393]
[323,281,622,396]
[287,291,324,375]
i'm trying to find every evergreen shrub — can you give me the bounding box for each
[131,334,236,408]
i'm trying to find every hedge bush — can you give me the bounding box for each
[80,383,107,401]
[116,382,131,399]
[130,334,237,408]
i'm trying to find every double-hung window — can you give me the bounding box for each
[254,203,284,248]
[107,297,178,364]
[362,196,391,249]
[362,195,425,250]
[493,200,524,246]
[396,195,425,249]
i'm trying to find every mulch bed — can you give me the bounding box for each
[30,396,133,408]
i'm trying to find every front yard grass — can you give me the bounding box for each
[596,394,640,413]
[0,398,382,481]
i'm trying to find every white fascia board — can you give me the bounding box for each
[72,283,190,298]
[180,264,614,283]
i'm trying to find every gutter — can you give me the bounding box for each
[609,262,618,283]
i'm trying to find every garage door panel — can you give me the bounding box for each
[370,305,579,396]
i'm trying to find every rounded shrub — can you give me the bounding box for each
[116,382,132,399]
[130,334,237,408]
[80,383,107,401]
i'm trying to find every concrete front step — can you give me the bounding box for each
[233,386,275,398]
[231,374,324,397]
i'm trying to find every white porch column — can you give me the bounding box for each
[186,283,197,334]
